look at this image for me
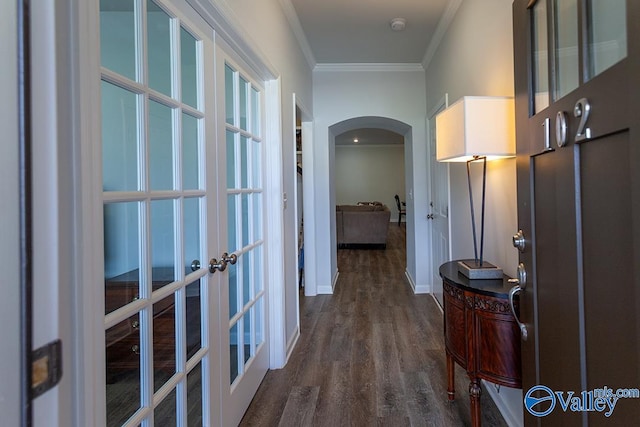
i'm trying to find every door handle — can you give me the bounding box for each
[508,283,528,341]
[209,257,227,273]
[222,252,237,265]
[512,230,526,252]
[208,252,237,274]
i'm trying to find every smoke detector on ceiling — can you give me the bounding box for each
[390,18,406,32]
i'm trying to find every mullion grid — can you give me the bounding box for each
[100,0,207,424]
[226,67,265,382]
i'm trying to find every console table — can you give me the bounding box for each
[440,261,522,427]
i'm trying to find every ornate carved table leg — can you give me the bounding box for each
[469,378,482,427]
[446,351,455,401]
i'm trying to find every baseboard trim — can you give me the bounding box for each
[431,293,444,313]
[284,327,300,366]
[405,270,431,294]
[317,271,338,295]
[413,284,431,294]
[404,270,416,292]
[316,285,333,294]
[483,380,523,427]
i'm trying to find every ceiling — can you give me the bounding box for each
[287,0,452,64]
[335,128,404,146]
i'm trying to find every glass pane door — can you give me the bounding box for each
[218,54,269,427]
[587,0,627,78]
[224,64,265,386]
[100,1,211,425]
[553,0,579,99]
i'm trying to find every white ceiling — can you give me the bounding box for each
[335,128,403,146]
[287,0,452,64]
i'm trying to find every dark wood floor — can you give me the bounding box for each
[240,225,508,426]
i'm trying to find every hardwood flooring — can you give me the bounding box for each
[240,225,508,426]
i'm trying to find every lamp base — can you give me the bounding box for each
[457,260,503,279]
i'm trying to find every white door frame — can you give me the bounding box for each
[1,1,22,425]
[427,94,451,307]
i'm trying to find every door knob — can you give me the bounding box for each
[512,230,526,252]
[508,285,528,341]
[222,252,237,265]
[209,257,227,273]
[208,252,237,274]
[427,214,434,220]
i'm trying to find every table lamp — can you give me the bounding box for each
[435,96,515,279]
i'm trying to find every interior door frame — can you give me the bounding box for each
[2,1,24,425]
[427,94,450,307]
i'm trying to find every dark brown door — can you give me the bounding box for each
[513,0,640,425]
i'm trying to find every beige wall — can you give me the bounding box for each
[335,145,405,217]
[425,0,522,424]
[426,0,517,277]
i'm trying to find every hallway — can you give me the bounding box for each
[240,226,508,426]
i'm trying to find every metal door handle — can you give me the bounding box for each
[512,230,526,252]
[208,252,237,273]
[508,284,528,341]
[222,252,237,265]
[507,263,527,288]
[209,257,227,273]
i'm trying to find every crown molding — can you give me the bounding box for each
[422,0,463,70]
[187,0,278,80]
[279,0,317,69]
[314,63,425,73]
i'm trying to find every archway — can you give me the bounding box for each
[328,116,413,285]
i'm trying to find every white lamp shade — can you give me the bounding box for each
[436,96,515,162]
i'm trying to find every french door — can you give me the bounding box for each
[98,1,267,425]
[215,46,269,426]
[513,0,639,425]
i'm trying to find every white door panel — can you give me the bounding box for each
[98,1,221,425]
[216,46,269,427]
[429,97,450,307]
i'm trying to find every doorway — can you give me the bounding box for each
[329,117,412,288]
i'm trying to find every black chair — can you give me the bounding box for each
[394,194,406,226]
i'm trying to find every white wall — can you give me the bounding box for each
[424,0,522,425]
[311,66,428,294]
[335,144,405,216]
